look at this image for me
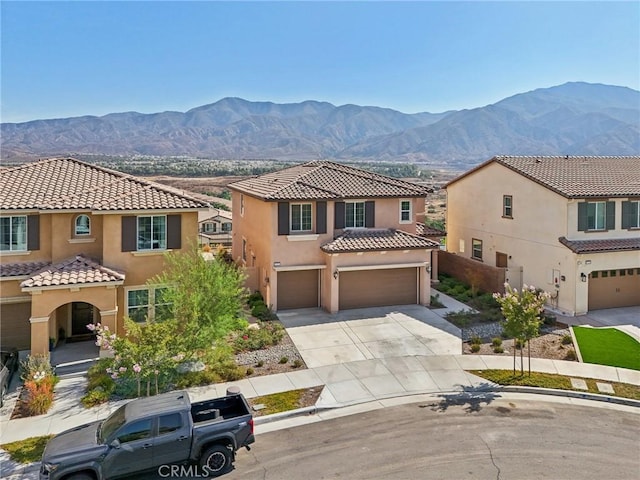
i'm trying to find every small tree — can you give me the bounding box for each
[152,244,248,351]
[493,283,549,375]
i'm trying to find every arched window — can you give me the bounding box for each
[75,215,91,235]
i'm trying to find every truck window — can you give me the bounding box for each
[117,419,152,443]
[158,413,182,435]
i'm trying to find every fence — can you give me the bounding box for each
[438,251,506,294]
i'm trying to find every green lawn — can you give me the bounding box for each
[572,326,640,371]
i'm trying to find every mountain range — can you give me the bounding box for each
[2,82,638,168]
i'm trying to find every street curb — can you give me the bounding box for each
[498,385,640,408]
[253,405,333,425]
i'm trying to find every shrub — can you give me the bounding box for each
[565,349,577,361]
[246,368,254,376]
[493,346,504,354]
[292,359,303,369]
[233,321,284,353]
[470,344,481,353]
[430,294,446,308]
[491,337,503,347]
[247,291,264,307]
[561,334,573,345]
[470,335,482,346]
[20,354,57,416]
[279,356,288,364]
[256,360,264,368]
[514,339,524,349]
[176,370,222,388]
[543,315,557,326]
[81,388,111,408]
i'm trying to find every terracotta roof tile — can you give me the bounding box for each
[558,236,640,254]
[0,260,51,278]
[229,161,432,200]
[20,255,125,288]
[447,156,640,198]
[0,158,211,211]
[416,223,446,237]
[321,228,439,253]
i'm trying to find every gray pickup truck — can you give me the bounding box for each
[39,390,255,480]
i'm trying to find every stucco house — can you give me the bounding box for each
[445,155,640,316]
[198,209,233,248]
[0,158,209,355]
[229,161,439,313]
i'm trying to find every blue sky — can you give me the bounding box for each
[1,1,638,123]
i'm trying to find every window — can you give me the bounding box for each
[240,194,245,216]
[242,238,247,262]
[117,419,152,444]
[127,287,171,323]
[472,238,483,260]
[137,215,166,250]
[602,270,609,278]
[578,201,614,232]
[203,222,216,233]
[290,203,312,232]
[345,202,365,228]
[0,216,27,251]
[591,271,598,278]
[622,200,640,229]
[75,215,91,235]
[158,413,182,435]
[503,195,513,218]
[400,200,412,223]
[221,222,232,232]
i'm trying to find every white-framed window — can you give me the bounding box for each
[345,201,365,228]
[221,222,232,232]
[290,203,312,232]
[75,214,91,235]
[137,215,166,250]
[399,200,412,223]
[503,195,513,218]
[127,286,171,323]
[0,216,27,252]
[203,222,216,233]
[472,238,483,260]
[587,201,606,230]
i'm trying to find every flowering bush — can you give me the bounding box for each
[232,321,284,353]
[493,283,550,374]
[20,354,58,416]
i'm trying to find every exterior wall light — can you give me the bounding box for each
[333,270,339,280]
[580,272,587,282]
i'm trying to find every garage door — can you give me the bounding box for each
[339,268,418,310]
[588,269,640,310]
[0,302,32,349]
[277,270,319,310]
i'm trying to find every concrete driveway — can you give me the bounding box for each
[277,305,462,369]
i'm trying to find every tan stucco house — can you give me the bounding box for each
[445,155,640,316]
[229,161,439,313]
[198,209,233,248]
[0,158,209,354]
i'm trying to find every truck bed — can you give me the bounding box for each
[191,394,251,424]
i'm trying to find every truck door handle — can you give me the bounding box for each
[177,436,188,441]
[143,443,153,449]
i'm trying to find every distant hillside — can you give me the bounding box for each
[2,82,638,168]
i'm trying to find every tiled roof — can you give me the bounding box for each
[0,260,51,278]
[558,236,640,254]
[229,161,432,200]
[416,223,446,237]
[20,255,125,288]
[0,158,211,211]
[446,156,640,198]
[321,228,439,253]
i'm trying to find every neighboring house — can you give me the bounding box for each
[229,161,439,313]
[0,158,209,354]
[445,155,640,316]
[198,209,233,248]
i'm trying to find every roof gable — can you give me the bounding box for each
[446,155,640,198]
[0,158,211,211]
[229,161,431,201]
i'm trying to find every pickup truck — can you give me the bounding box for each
[40,390,255,479]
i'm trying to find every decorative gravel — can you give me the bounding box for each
[234,331,305,371]
[461,321,570,342]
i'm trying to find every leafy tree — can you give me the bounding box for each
[493,283,549,375]
[152,245,248,351]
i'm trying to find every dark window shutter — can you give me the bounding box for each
[606,201,615,230]
[27,215,39,251]
[278,202,289,235]
[167,215,181,249]
[316,201,327,234]
[121,216,137,252]
[577,203,587,232]
[622,201,630,229]
[365,201,375,228]
[334,202,345,229]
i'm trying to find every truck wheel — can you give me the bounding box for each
[200,445,232,477]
